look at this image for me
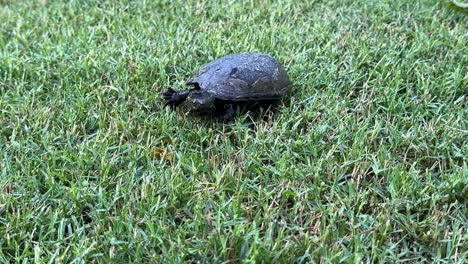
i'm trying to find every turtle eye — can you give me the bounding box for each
[192,100,202,107]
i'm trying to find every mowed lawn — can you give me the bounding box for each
[0,0,466,262]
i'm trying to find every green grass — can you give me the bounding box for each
[0,0,467,262]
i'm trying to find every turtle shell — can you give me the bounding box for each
[187,52,290,101]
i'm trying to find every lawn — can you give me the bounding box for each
[0,0,467,262]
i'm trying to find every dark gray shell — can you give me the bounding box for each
[187,52,290,101]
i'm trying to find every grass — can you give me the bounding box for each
[0,0,466,262]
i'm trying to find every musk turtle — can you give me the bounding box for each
[162,52,290,121]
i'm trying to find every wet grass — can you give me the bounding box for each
[0,0,467,262]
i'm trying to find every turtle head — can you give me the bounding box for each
[188,90,216,114]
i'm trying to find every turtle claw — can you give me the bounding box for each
[162,87,176,96]
[216,104,234,123]
[162,87,191,108]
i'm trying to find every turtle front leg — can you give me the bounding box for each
[162,87,191,108]
[218,103,235,122]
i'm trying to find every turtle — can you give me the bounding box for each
[162,52,290,121]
